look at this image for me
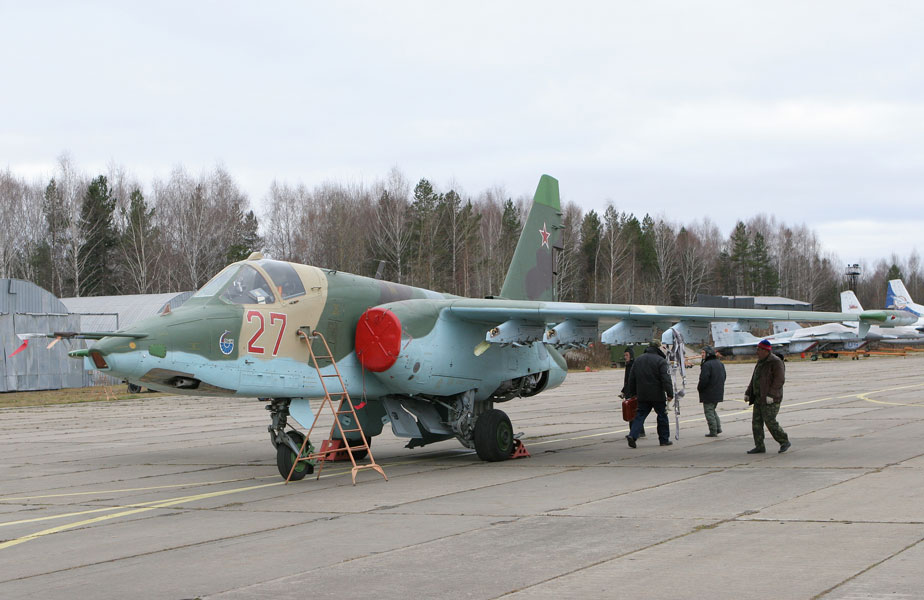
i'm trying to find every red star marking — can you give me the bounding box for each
[539,223,550,248]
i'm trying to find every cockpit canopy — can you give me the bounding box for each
[194,260,306,305]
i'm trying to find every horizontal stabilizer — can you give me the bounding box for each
[772,321,801,335]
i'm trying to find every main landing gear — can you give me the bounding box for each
[266,398,315,480]
[473,409,514,461]
[445,390,526,462]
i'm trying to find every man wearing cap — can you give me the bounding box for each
[745,339,791,454]
[698,345,726,437]
[626,340,674,448]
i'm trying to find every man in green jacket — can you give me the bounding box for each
[745,339,791,454]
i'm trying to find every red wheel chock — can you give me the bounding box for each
[510,438,531,459]
[319,439,351,461]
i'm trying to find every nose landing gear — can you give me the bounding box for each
[266,398,315,480]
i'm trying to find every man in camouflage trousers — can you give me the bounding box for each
[744,339,791,454]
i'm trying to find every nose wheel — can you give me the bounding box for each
[276,430,315,480]
[266,398,315,480]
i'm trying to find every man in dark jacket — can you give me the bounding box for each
[626,340,674,448]
[745,339,791,454]
[621,349,634,397]
[698,345,726,437]
[620,348,645,438]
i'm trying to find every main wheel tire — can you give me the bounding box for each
[473,409,514,462]
[276,430,314,480]
[127,383,142,393]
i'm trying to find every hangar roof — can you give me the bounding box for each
[0,279,69,314]
[60,291,195,331]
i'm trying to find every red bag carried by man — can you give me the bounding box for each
[622,396,638,422]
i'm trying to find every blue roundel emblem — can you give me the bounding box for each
[219,330,235,355]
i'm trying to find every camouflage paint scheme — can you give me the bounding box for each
[79,175,911,470]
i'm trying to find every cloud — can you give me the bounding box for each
[815,219,923,265]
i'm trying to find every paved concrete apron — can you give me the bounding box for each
[1,356,922,599]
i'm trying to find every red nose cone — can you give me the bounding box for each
[355,307,402,372]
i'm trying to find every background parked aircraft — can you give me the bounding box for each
[847,288,924,344]
[887,279,924,331]
[710,320,868,357]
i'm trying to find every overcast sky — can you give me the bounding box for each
[3,1,923,269]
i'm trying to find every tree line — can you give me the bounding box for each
[1,156,920,311]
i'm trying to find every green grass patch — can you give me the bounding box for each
[0,386,166,408]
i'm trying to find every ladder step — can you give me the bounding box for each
[308,446,367,457]
[339,428,362,433]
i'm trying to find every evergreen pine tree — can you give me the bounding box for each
[77,175,117,296]
[226,210,263,262]
[886,263,904,281]
[728,221,750,295]
[42,178,69,296]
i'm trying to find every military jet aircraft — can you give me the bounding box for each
[31,176,913,480]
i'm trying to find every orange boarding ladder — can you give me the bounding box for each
[287,330,387,485]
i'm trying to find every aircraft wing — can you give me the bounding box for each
[426,298,880,348]
[446,298,854,325]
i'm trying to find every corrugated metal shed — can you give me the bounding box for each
[0,279,87,391]
[0,313,85,391]
[60,291,195,331]
[0,283,197,391]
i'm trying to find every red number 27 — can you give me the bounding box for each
[247,311,286,356]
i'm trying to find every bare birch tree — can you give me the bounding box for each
[372,167,412,283]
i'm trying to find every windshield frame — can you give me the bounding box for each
[193,265,240,298]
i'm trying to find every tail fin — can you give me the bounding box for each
[772,321,801,335]
[500,175,563,301]
[711,322,759,348]
[887,279,922,316]
[840,290,863,313]
[840,290,863,327]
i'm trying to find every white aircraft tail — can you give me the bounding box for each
[840,290,864,327]
[887,279,923,317]
[772,321,801,335]
[711,322,760,347]
[840,290,863,313]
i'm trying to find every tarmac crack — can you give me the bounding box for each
[810,536,924,600]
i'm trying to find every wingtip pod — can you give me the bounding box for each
[859,310,917,327]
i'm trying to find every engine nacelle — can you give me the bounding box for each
[361,307,565,401]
